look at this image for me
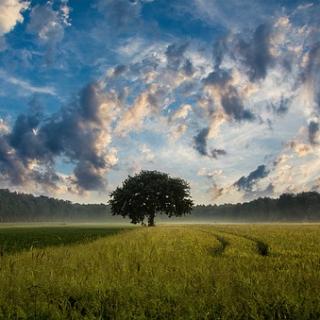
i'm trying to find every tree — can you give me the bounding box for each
[108,170,194,226]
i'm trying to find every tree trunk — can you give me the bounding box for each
[148,213,155,227]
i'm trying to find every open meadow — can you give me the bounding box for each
[0,224,319,319]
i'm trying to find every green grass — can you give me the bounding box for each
[0,225,129,255]
[0,224,319,319]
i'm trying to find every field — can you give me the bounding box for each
[0,225,130,255]
[0,224,319,319]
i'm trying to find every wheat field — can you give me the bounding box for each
[0,224,319,319]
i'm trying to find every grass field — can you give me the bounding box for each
[0,225,129,255]
[0,224,319,319]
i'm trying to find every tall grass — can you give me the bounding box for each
[0,226,127,255]
[0,225,319,319]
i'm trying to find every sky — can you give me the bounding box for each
[0,0,319,205]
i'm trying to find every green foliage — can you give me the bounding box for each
[0,189,111,222]
[193,191,320,222]
[0,224,320,319]
[1,188,320,223]
[109,170,193,226]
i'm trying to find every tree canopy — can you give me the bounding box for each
[0,189,108,222]
[108,170,194,226]
[1,188,320,223]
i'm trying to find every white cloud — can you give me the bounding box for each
[26,1,71,62]
[0,69,56,95]
[171,104,192,120]
[0,0,29,36]
[27,2,70,43]
[140,144,155,162]
[0,118,9,133]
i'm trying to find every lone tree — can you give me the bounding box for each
[109,170,193,226]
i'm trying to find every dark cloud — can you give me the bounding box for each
[303,42,320,82]
[238,24,273,82]
[194,127,227,158]
[0,82,116,192]
[0,136,26,185]
[211,148,227,159]
[73,161,105,191]
[271,97,289,115]
[194,127,209,156]
[8,114,46,163]
[112,64,127,77]
[30,167,61,189]
[234,165,269,192]
[166,43,194,75]
[182,59,195,76]
[203,68,255,122]
[221,88,255,121]
[203,69,231,87]
[308,121,319,145]
[302,42,320,111]
[213,37,227,69]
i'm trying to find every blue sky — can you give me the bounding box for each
[0,0,319,204]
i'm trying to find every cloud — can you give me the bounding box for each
[202,68,255,129]
[0,81,119,192]
[112,64,127,77]
[96,0,153,31]
[194,127,209,156]
[209,183,224,200]
[234,164,269,192]
[221,87,255,121]
[171,104,192,120]
[115,88,153,136]
[140,144,155,162]
[237,24,273,82]
[0,0,29,36]
[1,0,320,204]
[0,119,9,134]
[211,148,227,159]
[289,141,312,157]
[169,123,188,141]
[164,42,197,79]
[0,70,56,95]
[115,83,167,135]
[308,120,319,145]
[203,69,231,87]
[193,127,227,158]
[0,135,26,185]
[271,96,289,115]
[166,43,188,70]
[27,1,71,62]
[302,42,320,112]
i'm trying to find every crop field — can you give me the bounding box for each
[0,225,129,255]
[0,224,319,319]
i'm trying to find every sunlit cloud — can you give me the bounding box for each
[0,0,319,204]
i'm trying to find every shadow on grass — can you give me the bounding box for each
[0,226,130,255]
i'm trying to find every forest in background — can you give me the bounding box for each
[0,189,320,222]
[0,189,110,222]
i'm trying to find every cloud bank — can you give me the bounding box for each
[0,0,319,204]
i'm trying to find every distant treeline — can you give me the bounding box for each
[1,189,320,222]
[0,189,110,222]
[192,192,320,222]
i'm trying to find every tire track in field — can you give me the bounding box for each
[214,229,270,257]
[200,229,258,257]
[194,228,229,256]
